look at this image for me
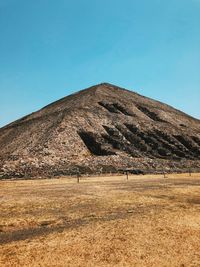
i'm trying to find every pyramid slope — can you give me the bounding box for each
[0,83,200,178]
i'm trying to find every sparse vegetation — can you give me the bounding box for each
[1,173,200,266]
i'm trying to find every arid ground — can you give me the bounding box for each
[1,173,200,267]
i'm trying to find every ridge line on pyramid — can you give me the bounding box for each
[1,82,199,130]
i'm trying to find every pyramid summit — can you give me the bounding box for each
[1,83,200,178]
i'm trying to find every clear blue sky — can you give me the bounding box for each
[0,0,200,127]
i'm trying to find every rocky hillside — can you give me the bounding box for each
[1,83,200,178]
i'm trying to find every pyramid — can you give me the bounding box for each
[1,83,200,178]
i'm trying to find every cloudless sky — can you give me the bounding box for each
[0,0,200,127]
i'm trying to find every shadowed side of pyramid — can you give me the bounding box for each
[0,83,200,178]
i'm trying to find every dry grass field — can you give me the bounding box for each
[1,173,200,267]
